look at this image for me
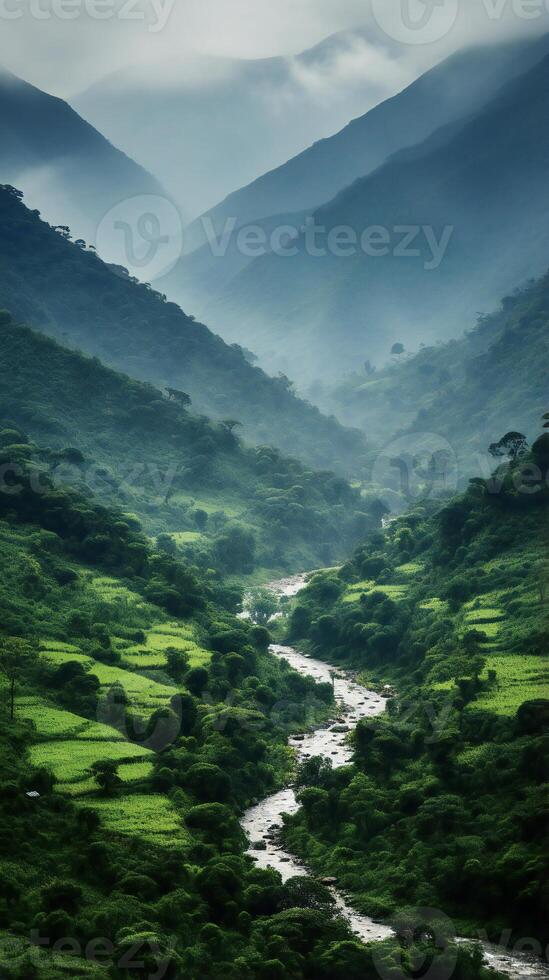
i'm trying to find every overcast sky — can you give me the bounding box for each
[0,0,547,97]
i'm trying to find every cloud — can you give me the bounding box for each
[0,0,546,98]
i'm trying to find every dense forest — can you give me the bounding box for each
[0,185,366,477]
[284,427,549,945]
[0,311,377,580]
[0,432,508,979]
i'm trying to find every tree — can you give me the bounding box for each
[0,637,37,720]
[185,666,210,697]
[165,388,192,409]
[489,431,529,462]
[220,419,242,434]
[166,647,190,682]
[245,589,278,626]
[88,760,122,796]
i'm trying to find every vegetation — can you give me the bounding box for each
[0,184,367,477]
[0,309,378,580]
[283,430,549,946]
[327,271,549,473]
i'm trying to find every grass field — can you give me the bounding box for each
[474,655,549,715]
[82,793,189,846]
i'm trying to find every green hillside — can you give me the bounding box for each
[0,441,368,977]
[0,311,379,580]
[283,430,549,942]
[0,183,367,478]
[327,271,549,469]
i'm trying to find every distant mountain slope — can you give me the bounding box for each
[184,34,549,254]
[0,312,376,575]
[74,28,409,225]
[0,66,164,246]
[327,271,549,473]
[0,184,367,477]
[203,52,549,385]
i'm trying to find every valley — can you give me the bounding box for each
[0,13,547,980]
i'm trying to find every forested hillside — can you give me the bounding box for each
[0,313,377,580]
[284,428,549,943]
[324,272,549,469]
[0,184,366,477]
[0,432,504,978]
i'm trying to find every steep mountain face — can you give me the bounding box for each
[323,272,549,473]
[74,28,409,225]
[182,34,549,255]
[0,184,367,477]
[0,67,163,246]
[200,53,549,386]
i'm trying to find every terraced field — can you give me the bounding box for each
[82,793,190,846]
[474,655,549,715]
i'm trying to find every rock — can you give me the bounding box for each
[321,877,338,886]
[331,724,349,733]
[252,840,267,850]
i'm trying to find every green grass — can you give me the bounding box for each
[82,794,189,846]
[474,655,549,716]
[39,644,177,711]
[120,622,211,670]
[419,598,447,613]
[395,562,423,576]
[170,531,205,545]
[29,739,153,784]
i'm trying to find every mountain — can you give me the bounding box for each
[199,52,549,386]
[0,310,378,578]
[0,66,164,246]
[182,34,549,256]
[74,28,409,226]
[322,271,549,473]
[0,183,367,477]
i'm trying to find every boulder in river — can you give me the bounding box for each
[331,724,349,733]
[252,840,267,850]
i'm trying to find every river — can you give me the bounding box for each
[240,576,549,979]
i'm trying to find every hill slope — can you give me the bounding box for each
[0,312,379,579]
[0,183,367,477]
[284,435,549,944]
[325,271,549,471]
[182,34,549,254]
[201,53,549,385]
[0,66,164,246]
[75,28,408,225]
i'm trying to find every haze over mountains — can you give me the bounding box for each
[74,27,410,225]
[190,41,549,387]
[0,184,366,477]
[183,33,549,254]
[0,66,163,247]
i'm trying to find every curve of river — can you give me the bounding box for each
[241,579,549,979]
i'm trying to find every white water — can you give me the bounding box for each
[241,576,549,977]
